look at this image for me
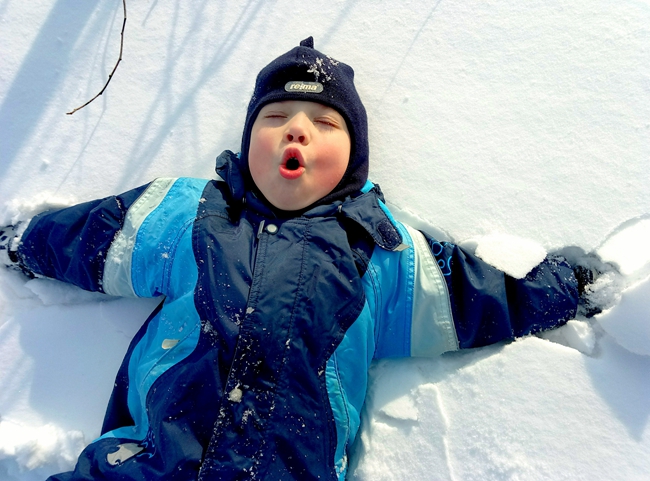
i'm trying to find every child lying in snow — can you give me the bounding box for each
[0,37,603,481]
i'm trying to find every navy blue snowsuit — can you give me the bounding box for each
[17,151,579,480]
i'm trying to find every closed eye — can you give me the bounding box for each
[315,118,339,129]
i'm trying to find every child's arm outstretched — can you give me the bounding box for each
[370,221,591,358]
[1,177,208,299]
[418,229,579,350]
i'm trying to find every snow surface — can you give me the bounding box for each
[463,233,546,279]
[1,1,650,479]
[597,277,650,357]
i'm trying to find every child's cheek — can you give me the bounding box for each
[316,145,349,189]
[248,130,276,180]
[250,130,273,161]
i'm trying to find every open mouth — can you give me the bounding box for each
[285,157,300,171]
[279,148,305,180]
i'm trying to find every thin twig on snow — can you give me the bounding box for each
[67,0,127,115]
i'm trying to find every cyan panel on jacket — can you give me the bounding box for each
[101,177,206,444]
[326,301,376,479]
[368,220,458,359]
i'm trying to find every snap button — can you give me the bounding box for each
[266,223,278,234]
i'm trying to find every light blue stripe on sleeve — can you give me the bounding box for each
[404,224,459,356]
[130,177,208,298]
[103,178,177,297]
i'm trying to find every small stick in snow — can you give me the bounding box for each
[67,0,127,115]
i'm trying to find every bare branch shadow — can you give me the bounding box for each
[0,0,101,177]
[114,0,264,191]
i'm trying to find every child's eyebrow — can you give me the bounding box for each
[262,109,288,116]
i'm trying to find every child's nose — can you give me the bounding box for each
[285,117,310,144]
[286,132,306,143]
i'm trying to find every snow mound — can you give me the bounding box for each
[465,234,547,279]
[596,217,650,279]
[1,196,74,226]
[538,319,596,355]
[0,420,84,480]
[596,275,650,356]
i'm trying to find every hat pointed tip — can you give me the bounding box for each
[299,36,314,48]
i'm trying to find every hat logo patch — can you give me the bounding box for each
[285,81,323,93]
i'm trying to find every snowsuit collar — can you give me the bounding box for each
[214,150,403,251]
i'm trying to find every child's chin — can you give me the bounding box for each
[269,195,313,212]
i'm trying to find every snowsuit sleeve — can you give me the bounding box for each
[371,221,579,358]
[17,178,208,298]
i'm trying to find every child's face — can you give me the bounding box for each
[248,101,351,211]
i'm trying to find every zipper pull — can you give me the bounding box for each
[257,220,265,239]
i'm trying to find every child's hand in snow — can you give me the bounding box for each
[0,223,22,269]
[572,255,622,318]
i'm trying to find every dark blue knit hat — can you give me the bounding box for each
[240,37,369,207]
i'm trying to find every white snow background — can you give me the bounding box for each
[1,1,650,479]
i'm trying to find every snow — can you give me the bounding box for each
[597,276,650,356]
[353,336,650,480]
[1,0,650,479]
[465,233,547,279]
[538,319,596,356]
[597,217,650,279]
